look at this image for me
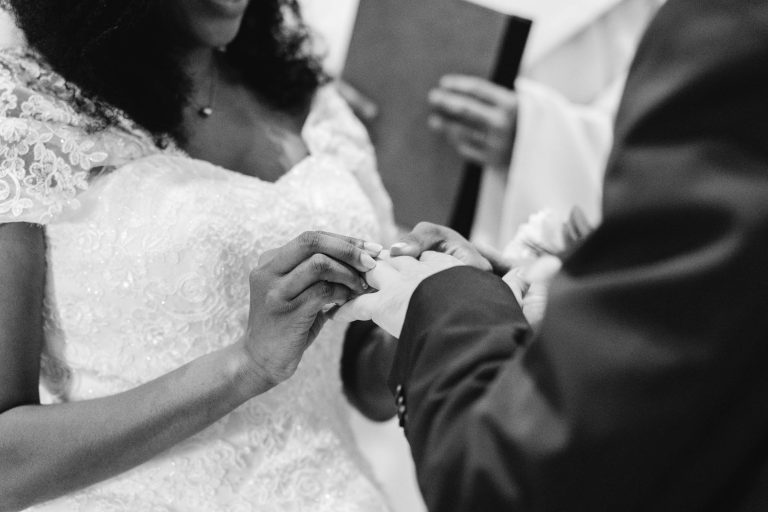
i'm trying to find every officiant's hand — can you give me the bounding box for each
[428,74,517,168]
[241,232,381,385]
[390,222,494,273]
[334,251,464,338]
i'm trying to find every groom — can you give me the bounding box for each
[334,0,768,510]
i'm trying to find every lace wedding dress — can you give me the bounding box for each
[0,47,396,512]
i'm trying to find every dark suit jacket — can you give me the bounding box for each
[389,0,768,510]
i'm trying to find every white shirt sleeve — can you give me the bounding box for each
[471,78,616,250]
[470,0,662,250]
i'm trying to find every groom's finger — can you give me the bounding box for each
[390,222,456,258]
[331,295,376,324]
[419,251,464,267]
[390,222,490,270]
[267,231,378,274]
[476,242,513,277]
[363,259,400,291]
[385,255,424,272]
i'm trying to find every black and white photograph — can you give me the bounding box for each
[1,0,766,510]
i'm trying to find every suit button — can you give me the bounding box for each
[395,385,407,428]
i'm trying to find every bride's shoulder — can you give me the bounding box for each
[0,47,107,225]
[0,46,160,147]
[0,46,84,124]
[0,47,169,225]
[0,45,54,87]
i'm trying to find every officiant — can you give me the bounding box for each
[430,0,662,250]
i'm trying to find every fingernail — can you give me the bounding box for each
[364,242,383,256]
[442,73,461,82]
[428,116,441,130]
[428,89,440,103]
[360,252,377,270]
[360,277,369,290]
[363,103,379,120]
[391,242,408,251]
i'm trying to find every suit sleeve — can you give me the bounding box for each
[390,1,768,510]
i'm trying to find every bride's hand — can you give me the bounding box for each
[334,251,464,338]
[240,232,380,387]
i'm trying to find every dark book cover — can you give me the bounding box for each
[343,0,530,228]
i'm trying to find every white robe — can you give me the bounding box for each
[470,0,665,250]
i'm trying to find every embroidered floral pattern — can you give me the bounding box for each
[0,47,165,223]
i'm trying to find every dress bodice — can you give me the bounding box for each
[37,154,389,512]
[0,47,395,511]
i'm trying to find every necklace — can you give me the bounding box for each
[196,47,226,119]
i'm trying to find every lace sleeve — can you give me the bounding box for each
[0,50,109,225]
[304,85,398,245]
[0,116,108,224]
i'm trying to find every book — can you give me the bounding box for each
[342,0,531,228]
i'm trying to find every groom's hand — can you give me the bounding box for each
[390,222,493,272]
[334,251,464,338]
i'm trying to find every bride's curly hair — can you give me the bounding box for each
[3,0,326,141]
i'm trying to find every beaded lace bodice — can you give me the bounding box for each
[0,48,395,511]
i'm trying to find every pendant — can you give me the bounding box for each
[199,106,213,118]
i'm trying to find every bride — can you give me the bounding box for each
[0,0,397,510]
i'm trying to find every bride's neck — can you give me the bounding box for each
[181,47,219,87]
